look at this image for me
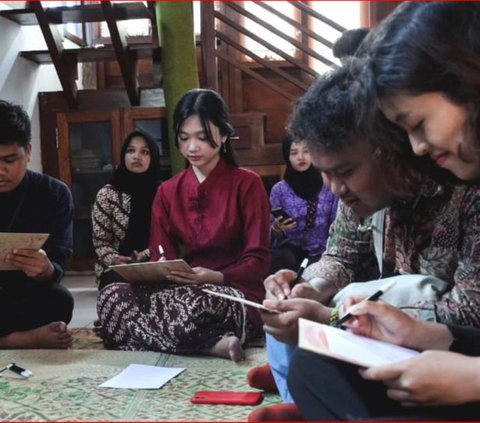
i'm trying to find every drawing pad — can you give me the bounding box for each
[0,232,50,271]
[109,259,194,284]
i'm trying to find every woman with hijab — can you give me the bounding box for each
[92,130,161,290]
[269,135,338,273]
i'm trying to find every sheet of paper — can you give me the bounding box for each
[109,259,194,284]
[99,364,185,389]
[202,289,279,313]
[298,318,419,368]
[0,232,49,271]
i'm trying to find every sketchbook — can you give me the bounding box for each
[0,232,50,271]
[109,259,194,284]
[298,318,419,368]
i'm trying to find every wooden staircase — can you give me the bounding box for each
[0,1,159,108]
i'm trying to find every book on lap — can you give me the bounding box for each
[0,232,50,271]
[298,318,419,368]
[109,259,194,284]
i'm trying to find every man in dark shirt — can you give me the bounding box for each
[0,100,74,348]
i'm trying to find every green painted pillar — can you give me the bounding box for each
[156,2,200,175]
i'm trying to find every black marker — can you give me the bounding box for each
[335,280,396,328]
[0,363,33,378]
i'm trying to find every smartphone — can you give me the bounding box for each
[191,391,263,406]
[271,208,292,222]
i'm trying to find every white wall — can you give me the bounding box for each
[0,3,62,172]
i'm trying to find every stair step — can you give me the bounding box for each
[0,2,150,26]
[21,44,160,65]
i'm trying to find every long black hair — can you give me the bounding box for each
[173,88,238,166]
[363,2,480,148]
[288,62,449,197]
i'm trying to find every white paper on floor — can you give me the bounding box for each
[100,363,185,389]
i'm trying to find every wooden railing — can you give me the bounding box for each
[200,1,346,100]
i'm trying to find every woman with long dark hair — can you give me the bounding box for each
[97,89,271,361]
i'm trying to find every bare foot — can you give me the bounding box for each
[203,336,246,362]
[0,321,73,349]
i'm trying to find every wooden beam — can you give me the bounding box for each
[216,49,296,101]
[30,2,77,109]
[200,2,218,90]
[101,1,140,106]
[215,11,318,78]
[215,31,309,91]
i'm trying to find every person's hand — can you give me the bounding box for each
[133,249,151,263]
[263,269,297,300]
[342,296,452,351]
[272,217,296,233]
[166,266,224,285]
[289,282,325,302]
[360,351,480,407]
[5,248,54,280]
[260,298,331,344]
[341,297,420,347]
[111,254,132,265]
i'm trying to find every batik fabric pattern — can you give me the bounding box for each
[92,184,131,284]
[97,159,271,352]
[304,178,480,326]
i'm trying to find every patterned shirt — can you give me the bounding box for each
[270,181,338,256]
[92,184,131,283]
[304,178,480,326]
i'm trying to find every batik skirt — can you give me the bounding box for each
[97,282,255,353]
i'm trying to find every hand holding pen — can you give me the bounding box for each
[291,258,309,288]
[335,280,396,328]
[283,258,309,299]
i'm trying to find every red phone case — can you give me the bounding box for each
[191,391,263,406]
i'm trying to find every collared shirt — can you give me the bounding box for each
[150,160,271,327]
[304,178,480,326]
[0,170,73,285]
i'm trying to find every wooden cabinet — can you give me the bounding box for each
[55,106,169,270]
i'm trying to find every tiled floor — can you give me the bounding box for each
[63,272,97,328]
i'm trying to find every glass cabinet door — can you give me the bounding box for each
[57,111,121,269]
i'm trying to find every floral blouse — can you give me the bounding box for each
[304,178,480,326]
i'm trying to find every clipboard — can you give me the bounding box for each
[0,232,50,271]
[298,318,419,368]
[109,259,194,284]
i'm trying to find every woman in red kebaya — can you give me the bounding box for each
[97,89,271,361]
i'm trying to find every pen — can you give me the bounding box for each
[334,280,396,327]
[0,363,33,378]
[291,258,309,287]
[158,245,165,259]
